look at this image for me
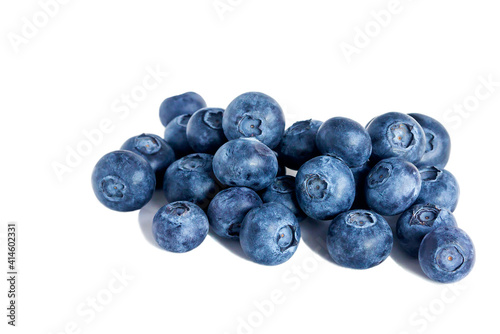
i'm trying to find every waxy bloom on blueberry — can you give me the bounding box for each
[409,113,451,169]
[419,226,475,283]
[316,117,372,167]
[163,153,221,209]
[213,138,278,191]
[223,92,285,149]
[186,108,227,154]
[277,119,323,170]
[159,91,206,127]
[396,204,457,257]
[207,187,262,240]
[164,114,194,158]
[153,201,209,253]
[240,202,301,266]
[121,133,175,188]
[91,150,156,212]
[366,112,426,164]
[295,155,355,220]
[327,210,393,269]
[415,166,460,212]
[365,158,421,216]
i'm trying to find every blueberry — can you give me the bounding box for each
[277,119,323,170]
[91,150,155,212]
[152,201,209,253]
[240,202,301,265]
[409,113,451,169]
[295,155,355,220]
[366,112,426,164]
[316,117,372,167]
[419,226,475,283]
[164,114,194,158]
[415,166,460,212]
[261,176,305,220]
[326,210,393,269]
[207,187,263,240]
[365,158,421,216]
[159,92,206,127]
[223,92,285,149]
[396,204,457,257]
[213,138,278,191]
[121,133,175,189]
[186,108,227,154]
[350,162,371,210]
[163,153,221,209]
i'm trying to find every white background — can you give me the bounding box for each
[1,1,499,333]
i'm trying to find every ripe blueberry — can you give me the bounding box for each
[91,150,156,212]
[159,92,206,127]
[153,201,209,253]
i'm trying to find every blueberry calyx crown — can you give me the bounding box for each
[420,166,442,182]
[203,109,223,130]
[346,211,376,228]
[237,114,262,137]
[277,225,298,252]
[135,134,161,155]
[410,205,440,227]
[177,114,191,127]
[367,162,392,188]
[100,176,126,201]
[436,245,465,272]
[305,174,328,199]
[387,122,415,151]
[167,202,190,217]
[425,132,435,153]
[179,154,206,171]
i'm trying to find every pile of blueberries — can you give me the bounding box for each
[91,91,475,283]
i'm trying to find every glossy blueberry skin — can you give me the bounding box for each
[409,113,451,169]
[295,155,355,220]
[277,120,323,170]
[186,108,227,154]
[316,117,372,167]
[213,138,278,191]
[350,162,371,210]
[240,202,301,266]
[419,226,475,283]
[261,176,305,220]
[415,166,460,212]
[396,204,457,257]
[366,112,426,164]
[365,158,421,216]
[121,133,175,189]
[163,153,221,209]
[327,210,393,269]
[153,201,209,253]
[223,92,285,149]
[159,92,206,127]
[91,150,155,212]
[164,114,194,158]
[207,187,262,240]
